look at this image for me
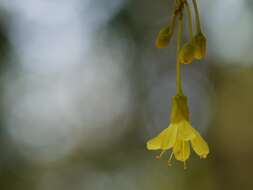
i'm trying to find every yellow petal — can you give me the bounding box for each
[177,120,196,141]
[173,140,191,162]
[146,124,177,150]
[162,124,178,149]
[191,130,209,158]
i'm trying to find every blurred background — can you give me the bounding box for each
[0,0,252,189]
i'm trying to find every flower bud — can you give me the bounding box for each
[155,25,173,48]
[178,42,195,64]
[193,32,207,60]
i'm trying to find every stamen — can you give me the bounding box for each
[183,142,187,169]
[184,161,187,170]
[156,150,165,160]
[167,152,174,166]
[183,141,185,159]
[200,154,207,159]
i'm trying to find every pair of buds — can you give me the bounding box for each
[178,32,206,64]
[155,0,206,64]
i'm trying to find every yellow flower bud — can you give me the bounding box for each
[193,32,207,60]
[155,25,173,48]
[178,43,195,64]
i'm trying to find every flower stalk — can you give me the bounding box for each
[192,0,202,33]
[177,13,183,96]
[185,0,194,40]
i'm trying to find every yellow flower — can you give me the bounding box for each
[146,95,209,169]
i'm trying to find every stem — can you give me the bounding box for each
[176,13,183,96]
[192,0,202,33]
[170,0,177,34]
[185,0,193,40]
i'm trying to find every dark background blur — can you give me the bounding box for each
[0,0,253,190]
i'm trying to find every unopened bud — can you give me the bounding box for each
[178,43,195,64]
[193,32,207,60]
[155,25,173,48]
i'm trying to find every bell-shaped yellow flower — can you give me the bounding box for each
[146,95,209,169]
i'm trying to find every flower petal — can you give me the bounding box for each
[191,130,209,158]
[177,120,196,141]
[161,124,178,149]
[173,140,190,162]
[146,124,177,150]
